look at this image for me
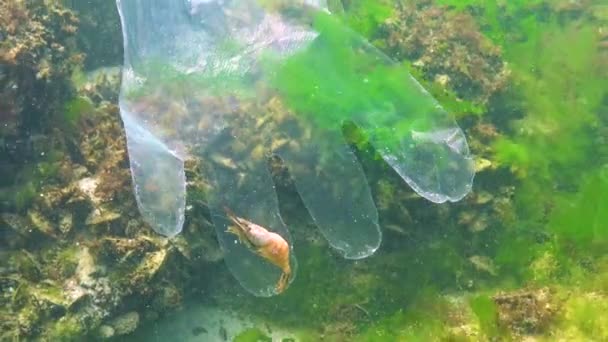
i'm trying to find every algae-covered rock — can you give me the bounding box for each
[469,255,498,276]
[2,1,603,341]
[0,0,84,199]
[492,288,557,336]
[85,208,121,226]
[1,213,31,238]
[66,0,122,70]
[152,284,183,313]
[381,1,509,105]
[97,324,115,339]
[529,251,560,284]
[557,292,608,340]
[108,311,140,336]
[0,0,83,124]
[131,249,169,286]
[46,315,85,342]
[474,157,493,173]
[27,210,57,238]
[234,327,273,342]
[12,250,42,282]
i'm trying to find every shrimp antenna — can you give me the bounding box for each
[223,205,236,217]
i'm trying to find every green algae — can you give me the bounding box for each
[493,21,601,183]
[11,182,38,212]
[338,0,394,39]
[408,66,487,119]
[272,11,442,142]
[116,1,607,340]
[333,1,606,340]
[436,0,545,46]
[233,328,273,342]
[567,296,608,339]
[78,1,608,341]
[63,96,95,127]
[49,244,80,279]
[469,294,499,338]
[428,0,607,288]
[46,316,85,342]
[549,169,608,252]
[0,148,65,212]
[12,250,43,282]
[354,291,460,341]
[3,1,608,340]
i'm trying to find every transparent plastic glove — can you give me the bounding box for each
[116,0,474,297]
[272,12,474,204]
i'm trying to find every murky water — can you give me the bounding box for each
[1,1,607,341]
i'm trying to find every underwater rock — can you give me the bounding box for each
[28,280,76,312]
[468,255,498,276]
[530,251,559,284]
[1,213,32,238]
[443,295,482,339]
[152,284,183,312]
[62,278,89,311]
[472,191,494,205]
[468,122,501,158]
[58,211,74,234]
[493,288,557,336]
[97,324,115,339]
[474,157,493,173]
[186,226,225,263]
[0,0,84,192]
[27,210,57,238]
[558,291,608,340]
[74,67,122,106]
[381,1,510,105]
[65,0,122,70]
[96,236,157,260]
[132,250,168,285]
[85,208,121,226]
[108,311,140,336]
[91,234,174,290]
[171,235,193,261]
[8,279,92,340]
[62,246,120,317]
[76,177,103,206]
[0,6,210,337]
[0,1,82,90]
[458,211,489,233]
[16,305,40,338]
[74,246,97,287]
[13,250,42,282]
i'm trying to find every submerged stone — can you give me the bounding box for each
[27,210,56,237]
[108,311,140,336]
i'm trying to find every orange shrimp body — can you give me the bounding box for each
[224,207,292,293]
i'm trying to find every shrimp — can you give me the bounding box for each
[224,207,292,293]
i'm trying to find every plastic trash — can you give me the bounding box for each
[116,0,474,296]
